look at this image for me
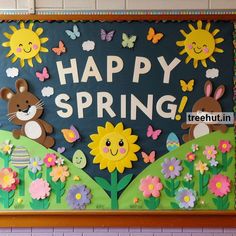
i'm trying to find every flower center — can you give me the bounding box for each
[57,170,63,176]
[222,144,227,148]
[3,175,9,183]
[48,157,52,162]
[208,150,212,154]
[33,161,38,167]
[148,184,154,190]
[76,193,82,200]
[3,146,10,152]
[184,195,190,203]
[169,165,175,171]
[216,182,222,189]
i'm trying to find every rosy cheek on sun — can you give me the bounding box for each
[188,44,193,50]
[33,44,38,50]
[16,47,22,53]
[203,47,209,54]
[119,148,126,154]
[103,147,109,153]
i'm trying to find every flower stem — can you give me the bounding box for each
[56,181,61,204]
[19,169,25,196]
[199,172,203,196]
[222,153,227,171]
[189,161,194,176]
[110,170,118,210]
[171,179,175,197]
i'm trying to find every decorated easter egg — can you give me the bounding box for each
[11,146,30,169]
[166,132,180,152]
[72,150,87,169]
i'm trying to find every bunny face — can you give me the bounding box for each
[0,79,43,125]
[192,80,225,114]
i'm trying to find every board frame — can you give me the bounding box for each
[0,13,235,227]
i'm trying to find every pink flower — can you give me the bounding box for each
[203,145,217,159]
[43,153,57,168]
[29,178,51,200]
[218,140,232,153]
[186,152,196,162]
[139,176,163,198]
[208,174,230,197]
[0,168,19,192]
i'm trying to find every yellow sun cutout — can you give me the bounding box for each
[2,21,48,67]
[88,122,140,173]
[176,20,224,68]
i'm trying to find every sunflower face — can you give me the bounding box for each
[88,122,140,173]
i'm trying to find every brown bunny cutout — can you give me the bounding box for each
[0,79,55,148]
[181,80,228,142]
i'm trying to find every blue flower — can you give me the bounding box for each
[176,188,197,209]
[28,157,43,173]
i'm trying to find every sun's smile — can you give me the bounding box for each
[2,22,49,67]
[88,122,140,173]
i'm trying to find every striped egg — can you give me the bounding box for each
[11,146,30,169]
[166,132,180,152]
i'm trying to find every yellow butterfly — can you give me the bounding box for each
[180,79,195,92]
[147,27,164,44]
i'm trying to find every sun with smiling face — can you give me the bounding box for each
[2,22,48,67]
[176,20,224,68]
[88,122,140,174]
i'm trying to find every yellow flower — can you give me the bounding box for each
[88,122,140,173]
[50,165,70,182]
[0,140,13,155]
[195,160,208,175]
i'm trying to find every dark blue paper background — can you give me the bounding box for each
[0,21,234,179]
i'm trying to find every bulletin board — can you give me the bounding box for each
[0,14,235,227]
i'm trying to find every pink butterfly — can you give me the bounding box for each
[147,125,162,140]
[101,29,115,42]
[36,67,50,82]
[141,151,156,163]
[52,41,66,56]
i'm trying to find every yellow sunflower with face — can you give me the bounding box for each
[176,20,224,68]
[2,21,48,67]
[88,122,140,174]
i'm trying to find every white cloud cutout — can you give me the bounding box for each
[206,68,219,79]
[82,40,95,51]
[6,67,19,78]
[41,87,54,97]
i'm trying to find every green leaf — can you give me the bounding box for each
[182,181,189,188]
[94,177,111,191]
[183,160,191,169]
[174,180,180,189]
[165,180,172,189]
[203,173,210,187]
[144,197,160,210]
[227,156,233,167]
[28,171,36,180]
[222,195,229,205]
[223,201,230,210]
[212,198,219,208]
[202,186,208,196]
[8,198,14,207]
[170,202,179,209]
[60,188,66,196]
[36,172,42,178]
[164,188,173,197]
[117,174,133,192]
[8,190,15,199]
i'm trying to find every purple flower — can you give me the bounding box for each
[66,184,92,209]
[161,157,183,179]
[176,188,196,209]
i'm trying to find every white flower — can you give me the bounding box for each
[56,157,64,166]
[209,159,218,167]
[0,140,13,155]
[184,173,192,182]
[191,144,199,152]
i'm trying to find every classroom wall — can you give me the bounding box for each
[0,0,235,235]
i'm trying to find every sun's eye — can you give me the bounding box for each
[19,44,23,47]
[106,140,111,147]
[28,42,32,45]
[203,44,207,48]
[119,140,124,147]
[192,42,196,46]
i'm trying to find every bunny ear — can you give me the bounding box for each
[15,79,28,93]
[204,80,212,97]
[214,85,225,100]
[0,88,15,101]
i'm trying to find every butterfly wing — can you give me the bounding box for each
[180,80,187,92]
[52,47,61,56]
[152,130,162,140]
[59,41,66,53]
[122,33,129,48]
[106,30,115,42]
[42,67,49,79]
[101,29,107,41]
[152,33,164,44]
[149,151,156,163]
[36,72,44,82]
[127,35,137,49]
[141,152,149,163]
[187,79,194,92]
[147,27,155,41]
[147,125,154,138]
[73,25,80,38]
[65,30,76,40]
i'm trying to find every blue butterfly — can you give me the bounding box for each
[65,25,81,40]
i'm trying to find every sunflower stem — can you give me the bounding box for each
[222,153,227,171]
[199,172,203,196]
[19,169,25,196]
[111,170,118,210]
